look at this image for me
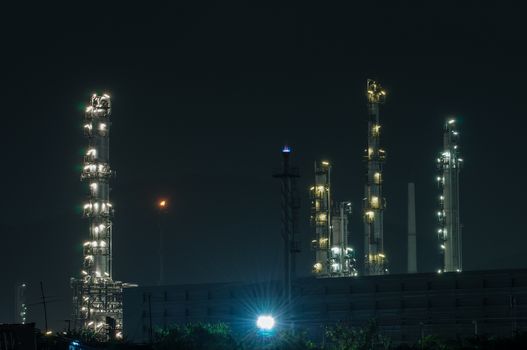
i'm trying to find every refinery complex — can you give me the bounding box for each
[4,3,526,348]
[62,79,470,341]
[271,79,464,304]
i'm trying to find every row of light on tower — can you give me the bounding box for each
[436,118,462,274]
[84,122,107,131]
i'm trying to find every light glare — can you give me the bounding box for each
[256,315,275,331]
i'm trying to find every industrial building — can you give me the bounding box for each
[70,94,125,339]
[123,269,527,344]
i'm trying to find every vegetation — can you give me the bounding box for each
[153,323,239,350]
[40,322,527,349]
[256,329,320,350]
[324,320,391,350]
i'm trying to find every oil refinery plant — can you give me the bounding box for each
[68,79,475,344]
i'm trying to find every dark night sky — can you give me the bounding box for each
[1,1,526,332]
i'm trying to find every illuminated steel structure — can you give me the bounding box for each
[71,94,123,339]
[311,161,357,277]
[363,79,387,276]
[437,118,463,273]
[331,201,357,276]
[14,283,27,324]
[311,161,331,275]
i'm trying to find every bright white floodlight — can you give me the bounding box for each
[256,315,275,331]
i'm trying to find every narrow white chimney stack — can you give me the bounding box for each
[407,183,417,273]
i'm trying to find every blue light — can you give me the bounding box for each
[256,315,275,331]
[282,145,291,153]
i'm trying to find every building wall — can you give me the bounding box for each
[123,269,527,344]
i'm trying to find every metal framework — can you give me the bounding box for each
[363,79,388,276]
[437,118,463,273]
[273,145,300,303]
[71,94,123,340]
[311,161,357,277]
[311,161,331,275]
[331,201,357,276]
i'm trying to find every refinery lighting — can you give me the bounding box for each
[159,200,167,208]
[72,93,124,340]
[310,159,357,277]
[311,161,332,276]
[436,117,463,273]
[364,79,387,276]
[256,315,275,331]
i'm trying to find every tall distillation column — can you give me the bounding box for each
[331,202,357,276]
[273,146,300,304]
[437,118,463,273]
[311,161,356,277]
[71,94,123,340]
[363,79,387,276]
[14,283,27,324]
[311,161,331,276]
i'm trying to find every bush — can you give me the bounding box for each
[154,323,240,350]
[324,320,391,350]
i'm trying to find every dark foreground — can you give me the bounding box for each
[21,322,527,350]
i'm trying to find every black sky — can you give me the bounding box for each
[1,1,527,332]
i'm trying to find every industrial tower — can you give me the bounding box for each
[437,118,463,273]
[311,161,357,277]
[331,201,357,276]
[71,94,123,339]
[273,146,300,303]
[14,283,27,324]
[311,161,331,275]
[363,79,388,276]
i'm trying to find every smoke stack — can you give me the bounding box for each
[407,183,417,273]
